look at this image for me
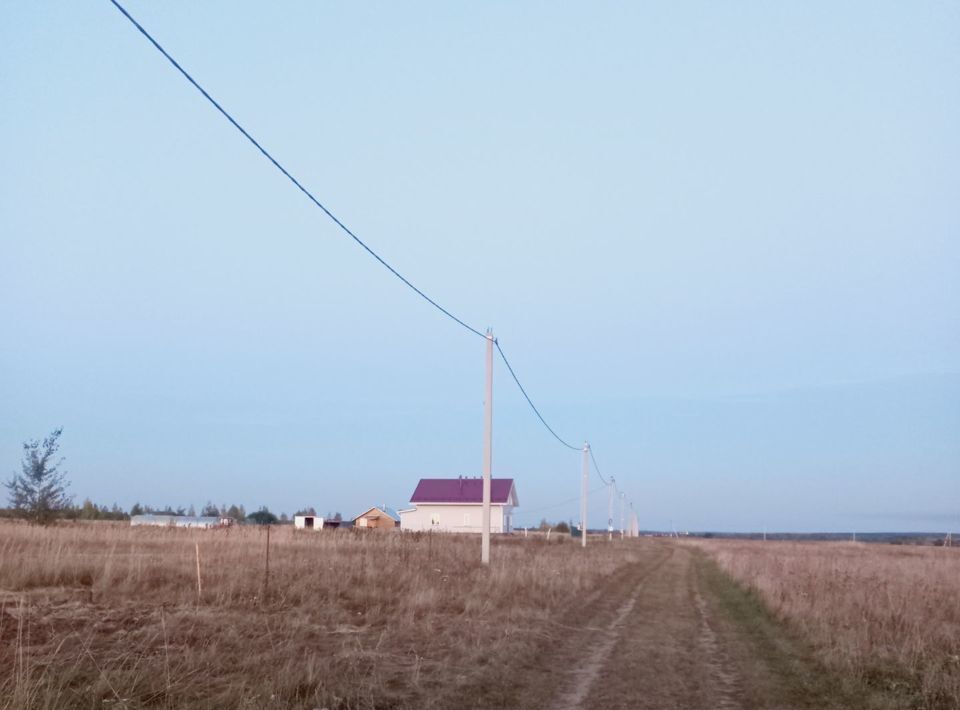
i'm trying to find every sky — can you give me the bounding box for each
[1,1,957,532]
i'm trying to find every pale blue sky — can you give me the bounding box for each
[1,2,957,531]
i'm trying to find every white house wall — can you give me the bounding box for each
[399,504,515,533]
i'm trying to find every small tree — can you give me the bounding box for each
[247,507,277,525]
[5,428,72,525]
[80,498,98,520]
[226,504,245,520]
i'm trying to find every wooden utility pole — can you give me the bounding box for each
[481,329,494,565]
[581,443,589,548]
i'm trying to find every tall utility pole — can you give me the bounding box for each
[619,491,626,540]
[481,329,494,565]
[580,442,589,548]
[607,477,615,541]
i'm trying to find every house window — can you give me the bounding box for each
[431,513,441,526]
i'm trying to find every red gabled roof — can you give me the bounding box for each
[410,478,515,504]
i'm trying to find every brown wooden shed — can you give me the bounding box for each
[353,505,401,530]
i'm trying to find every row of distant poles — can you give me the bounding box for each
[481,331,639,564]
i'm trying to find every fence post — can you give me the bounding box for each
[262,525,271,604]
[195,542,202,604]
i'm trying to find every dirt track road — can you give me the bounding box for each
[505,540,890,710]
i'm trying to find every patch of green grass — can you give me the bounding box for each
[694,550,912,710]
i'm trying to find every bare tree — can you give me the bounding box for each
[6,428,72,525]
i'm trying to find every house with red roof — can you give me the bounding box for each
[398,476,519,533]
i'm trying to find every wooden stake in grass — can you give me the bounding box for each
[160,607,171,696]
[195,542,202,604]
[15,596,24,695]
[262,525,271,604]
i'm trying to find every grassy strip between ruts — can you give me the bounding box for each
[694,538,960,710]
[694,548,933,710]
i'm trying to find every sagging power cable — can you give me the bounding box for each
[106,0,634,507]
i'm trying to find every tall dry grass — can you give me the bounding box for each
[0,520,640,709]
[693,539,960,709]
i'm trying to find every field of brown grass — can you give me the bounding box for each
[6,522,959,709]
[0,521,641,709]
[692,539,960,709]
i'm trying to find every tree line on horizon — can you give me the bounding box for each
[3,429,340,526]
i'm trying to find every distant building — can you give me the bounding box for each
[293,515,345,530]
[294,514,321,530]
[130,515,232,529]
[353,505,400,530]
[399,477,518,533]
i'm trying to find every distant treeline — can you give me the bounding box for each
[0,499,129,521]
[130,502,247,519]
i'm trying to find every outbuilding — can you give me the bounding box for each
[294,514,322,530]
[130,515,231,529]
[353,505,400,529]
[399,477,518,533]
[294,515,345,530]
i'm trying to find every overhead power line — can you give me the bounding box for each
[589,447,610,486]
[513,485,607,518]
[494,341,581,451]
[107,0,484,340]
[106,0,631,502]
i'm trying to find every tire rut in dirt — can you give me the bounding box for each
[580,543,753,710]
[549,547,675,710]
[693,586,744,709]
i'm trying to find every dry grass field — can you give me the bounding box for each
[0,521,642,709]
[693,539,960,709]
[4,523,959,709]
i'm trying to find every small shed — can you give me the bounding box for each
[353,506,400,530]
[294,514,323,530]
[294,515,345,530]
